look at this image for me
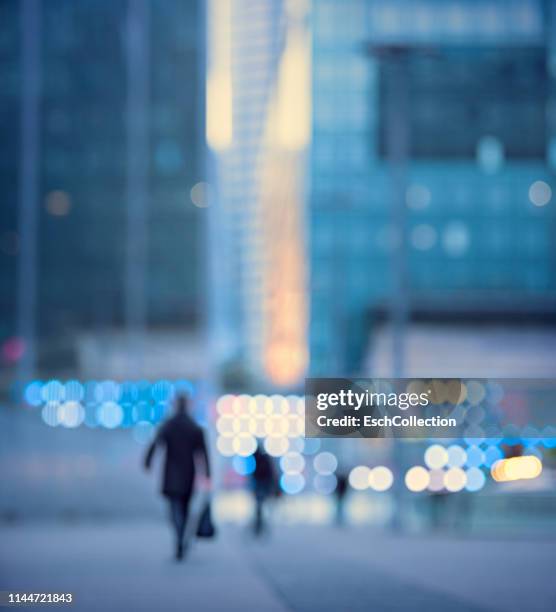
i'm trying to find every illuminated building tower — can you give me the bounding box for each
[309,0,556,377]
[0,0,204,376]
[207,0,310,389]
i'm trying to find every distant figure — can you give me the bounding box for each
[334,472,348,526]
[250,445,278,536]
[429,490,449,531]
[144,394,211,560]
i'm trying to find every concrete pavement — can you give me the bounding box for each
[1,522,555,612]
[0,523,287,612]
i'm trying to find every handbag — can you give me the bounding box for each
[196,500,216,538]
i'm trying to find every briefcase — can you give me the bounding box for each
[196,501,216,538]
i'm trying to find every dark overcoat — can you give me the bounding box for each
[145,414,210,498]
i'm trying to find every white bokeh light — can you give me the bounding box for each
[280,452,305,474]
[264,436,289,457]
[529,180,551,207]
[465,467,486,492]
[369,466,393,492]
[313,452,338,475]
[349,465,371,491]
[57,401,85,428]
[442,221,470,257]
[232,434,257,457]
[97,401,123,429]
[424,445,449,469]
[405,466,430,492]
[216,435,235,457]
[444,467,467,492]
[447,445,467,468]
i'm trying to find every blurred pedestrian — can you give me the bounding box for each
[429,490,448,531]
[250,445,278,536]
[144,394,211,560]
[334,472,349,526]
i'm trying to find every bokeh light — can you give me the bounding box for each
[217,435,235,457]
[264,436,289,457]
[41,403,59,427]
[97,401,124,429]
[280,473,305,495]
[442,221,470,257]
[133,421,155,445]
[369,466,393,492]
[465,445,485,468]
[280,452,305,475]
[45,190,72,216]
[303,438,321,455]
[491,456,542,482]
[232,433,257,457]
[349,465,371,491]
[529,180,551,206]
[405,466,430,492]
[447,445,467,468]
[411,224,437,251]
[424,444,448,469]
[406,183,431,210]
[444,467,467,492]
[465,467,486,492]
[427,469,445,492]
[232,454,256,476]
[190,181,210,208]
[466,381,486,405]
[57,401,85,428]
[313,452,338,475]
[484,446,503,467]
[313,473,337,495]
[41,380,64,403]
[24,381,43,407]
[64,380,84,402]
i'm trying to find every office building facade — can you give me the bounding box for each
[309,0,556,375]
[0,0,204,375]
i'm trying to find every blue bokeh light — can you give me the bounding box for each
[280,473,305,495]
[97,401,124,429]
[465,467,486,492]
[133,421,155,445]
[24,381,43,407]
[151,380,174,403]
[484,445,503,468]
[465,445,485,468]
[64,380,84,402]
[41,380,64,403]
[232,455,256,476]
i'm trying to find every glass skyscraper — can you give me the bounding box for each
[309,0,556,376]
[0,0,204,375]
[207,0,310,389]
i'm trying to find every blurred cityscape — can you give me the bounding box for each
[1,1,556,610]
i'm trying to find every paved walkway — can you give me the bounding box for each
[1,523,287,612]
[1,523,555,612]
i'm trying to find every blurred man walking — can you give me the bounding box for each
[250,445,278,536]
[144,394,211,560]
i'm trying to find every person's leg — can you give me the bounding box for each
[175,491,194,559]
[254,492,264,535]
[336,498,344,526]
[176,496,191,545]
[168,498,183,559]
